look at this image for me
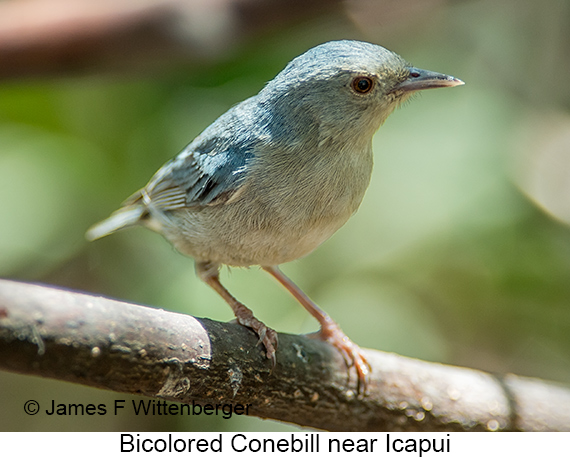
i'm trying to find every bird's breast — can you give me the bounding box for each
[239,141,375,262]
[165,142,374,267]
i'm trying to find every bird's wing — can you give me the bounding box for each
[131,136,254,212]
[87,138,253,240]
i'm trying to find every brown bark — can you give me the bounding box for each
[1,279,569,431]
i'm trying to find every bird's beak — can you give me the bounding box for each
[394,67,464,93]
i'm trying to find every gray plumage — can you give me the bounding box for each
[87,40,463,383]
[88,41,417,264]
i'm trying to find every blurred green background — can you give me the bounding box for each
[1,0,570,432]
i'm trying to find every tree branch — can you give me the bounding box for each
[0,278,568,431]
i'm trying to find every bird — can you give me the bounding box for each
[87,40,463,391]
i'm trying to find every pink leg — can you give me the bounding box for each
[197,262,278,366]
[263,265,370,392]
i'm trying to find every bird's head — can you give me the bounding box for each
[260,40,464,144]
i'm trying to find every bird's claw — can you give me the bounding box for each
[315,322,371,395]
[235,313,278,368]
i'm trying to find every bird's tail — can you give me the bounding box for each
[86,205,145,241]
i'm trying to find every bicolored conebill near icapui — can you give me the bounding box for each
[87,40,464,391]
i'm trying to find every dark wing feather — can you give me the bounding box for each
[142,136,254,211]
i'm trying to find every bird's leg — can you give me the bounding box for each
[263,265,370,392]
[196,261,278,367]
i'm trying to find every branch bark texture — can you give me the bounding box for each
[0,279,569,431]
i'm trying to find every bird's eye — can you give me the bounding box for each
[352,76,374,94]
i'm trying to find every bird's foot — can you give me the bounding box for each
[233,305,278,368]
[311,321,371,395]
